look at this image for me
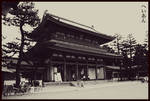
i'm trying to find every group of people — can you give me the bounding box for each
[72,73,90,81]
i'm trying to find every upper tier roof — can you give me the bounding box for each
[29,13,115,44]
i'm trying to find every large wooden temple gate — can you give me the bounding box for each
[24,13,124,83]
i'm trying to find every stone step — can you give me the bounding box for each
[43,82,72,87]
[43,80,111,87]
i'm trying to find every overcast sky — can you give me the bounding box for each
[2,2,148,44]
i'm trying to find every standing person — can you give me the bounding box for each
[80,75,85,87]
[82,75,86,81]
[72,73,76,81]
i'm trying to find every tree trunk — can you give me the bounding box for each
[16,22,25,87]
[129,40,132,80]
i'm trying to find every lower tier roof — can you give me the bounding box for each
[41,40,123,59]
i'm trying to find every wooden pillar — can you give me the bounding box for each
[46,65,50,81]
[95,63,98,80]
[50,60,54,81]
[47,56,53,82]
[86,59,89,80]
[34,66,37,81]
[103,66,106,80]
[43,69,46,82]
[49,57,51,82]
[120,60,123,81]
[100,59,106,80]
[49,57,52,81]
[33,61,39,83]
[63,58,67,81]
[76,62,79,80]
[85,64,88,80]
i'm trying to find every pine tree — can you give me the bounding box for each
[2,2,40,87]
[121,34,137,80]
[112,34,123,54]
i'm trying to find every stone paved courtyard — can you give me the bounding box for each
[2,81,148,99]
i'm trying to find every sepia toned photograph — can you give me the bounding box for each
[1,1,148,99]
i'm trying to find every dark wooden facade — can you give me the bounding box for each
[23,13,123,82]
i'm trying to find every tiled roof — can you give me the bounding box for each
[47,13,114,38]
[46,13,115,40]
[30,13,115,43]
[46,39,122,58]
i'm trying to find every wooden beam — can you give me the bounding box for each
[51,60,98,66]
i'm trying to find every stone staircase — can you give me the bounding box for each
[43,80,114,87]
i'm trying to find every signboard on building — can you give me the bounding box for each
[54,73,62,82]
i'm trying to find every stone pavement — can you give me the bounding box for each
[2,80,148,99]
[32,80,116,93]
[2,80,147,99]
[22,80,144,94]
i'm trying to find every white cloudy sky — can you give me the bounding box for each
[2,2,148,44]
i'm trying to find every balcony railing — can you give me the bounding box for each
[51,35,106,51]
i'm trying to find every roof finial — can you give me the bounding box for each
[42,10,48,19]
[44,10,48,15]
[91,25,94,28]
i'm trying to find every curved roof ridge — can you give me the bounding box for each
[47,13,95,31]
[45,13,114,39]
